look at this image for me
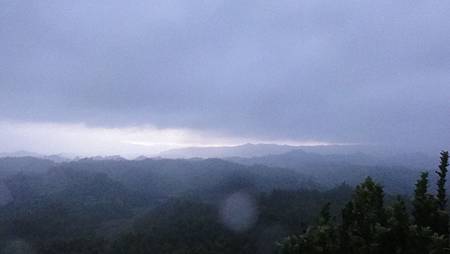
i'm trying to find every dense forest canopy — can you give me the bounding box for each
[279,151,450,254]
[0,150,447,253]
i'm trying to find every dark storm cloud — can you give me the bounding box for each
[0,0,449,150]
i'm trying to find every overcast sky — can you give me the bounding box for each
[0,0,449,156]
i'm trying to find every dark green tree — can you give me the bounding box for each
[436,151,450,209]
[278,152,450,254]
[385,197,410,252]
[412,172,437,229]
[349,177,386,236]
[435,151,449,235]
[318,202,332,226]
[278,203,339,254]
[340,177,387,254]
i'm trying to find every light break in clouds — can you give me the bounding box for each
[0,0,449,155]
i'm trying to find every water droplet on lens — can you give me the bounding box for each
[220,191,258,232]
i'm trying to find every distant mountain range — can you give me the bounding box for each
[0,146,423,168]
[0,151,72,163]
[158,143,300,158]
[158,143,436,170]
[228,149,436,170]
[157,143,378,159]
[225,149,440,193]
[1,143,436,170]
[0,145,438,194]
[0,151,128,163]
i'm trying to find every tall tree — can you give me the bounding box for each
[436,151,449,210]
[386,197,410,252]
[278,152,450,254]
[435,151,449,235]
[412,172,437,228]
[318,202,332,226]
[339,177,387,253]
[352,177,386,231]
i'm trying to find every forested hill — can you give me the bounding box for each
[0,156,336,253]
[0,151,429,195]
[0,152,447,253]
[228,149,433,194]
[59,158,318,197]
[0,156,55,178]
[0,157,317,204]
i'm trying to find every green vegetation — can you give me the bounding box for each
[0,151,447,253]
[278,151,449,254]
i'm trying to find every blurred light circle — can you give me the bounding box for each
[220,191,258,232]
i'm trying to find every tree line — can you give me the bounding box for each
[278,151,449,254]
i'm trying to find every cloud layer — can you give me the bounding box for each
[1,0,449,153]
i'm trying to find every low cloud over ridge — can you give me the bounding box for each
[1,0,449,153]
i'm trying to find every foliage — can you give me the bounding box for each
[0,158,351,254]
[278,151,450,254]
[0,151,448,253]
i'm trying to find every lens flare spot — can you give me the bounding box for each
[220,191,258,232]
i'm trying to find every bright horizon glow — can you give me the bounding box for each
[0,121,350,158]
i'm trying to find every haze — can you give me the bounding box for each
[1,0,449,156]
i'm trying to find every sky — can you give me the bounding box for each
[0,0,449,156]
